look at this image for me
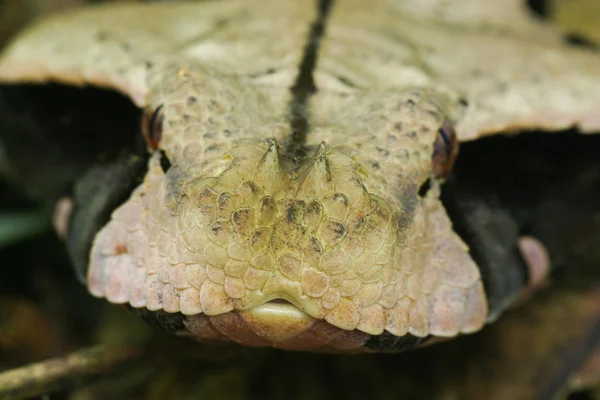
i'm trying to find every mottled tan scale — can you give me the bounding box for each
[314,0,600,140]
[227,241,251,261]
[205,265,226,285]
[163,285,181,313]
[301,268,330,298]
[279,253,303,281]
[200,281,233,315]
[231,208,256,238]
[322,288,341,310]
[2,0,600,351]
[243,267,270,291]
[180,287,202,316]
[224,276,247,299]
[186,264,207,290]
[144,275,163,311]
[357,282,383,307]
[320,246,351,275]
[357,303,386,335]
[129,266,148,308]
[317,219,347,249]
[204,242,229,267]
[379,284,399,309]
[250,251,276,271]
[325,297,361,331]
[104,256,131,304]
[385,296,412,337]
[169,263,189,290]
[224,259,249,278]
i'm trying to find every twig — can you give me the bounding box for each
[0,344,145,400]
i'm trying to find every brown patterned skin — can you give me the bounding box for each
[0,0,599,352]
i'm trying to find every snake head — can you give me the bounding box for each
[87,78,487,352]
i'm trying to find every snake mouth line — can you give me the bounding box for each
[268,298,293,304]
[244,301,316,327]
[181,299,433,352]
[177,298,373,352]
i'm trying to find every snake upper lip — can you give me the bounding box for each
[239,301,318,342]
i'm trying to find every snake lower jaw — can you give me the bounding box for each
[179,301,380,352]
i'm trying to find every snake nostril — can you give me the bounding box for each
[418,178,432,197]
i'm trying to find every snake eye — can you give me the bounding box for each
[432,119,458,178]
[141,104,164,150]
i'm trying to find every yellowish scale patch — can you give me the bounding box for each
[89,135,486,339]
[178,139,398,334]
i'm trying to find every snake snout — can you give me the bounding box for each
[88,139,487,350]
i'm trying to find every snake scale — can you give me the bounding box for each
[0,0,599,353]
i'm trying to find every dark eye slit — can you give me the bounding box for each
[148,104,164,148]
[149,104,163,132]
[437,126,452,158]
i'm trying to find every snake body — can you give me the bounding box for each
[0,0,599,352]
